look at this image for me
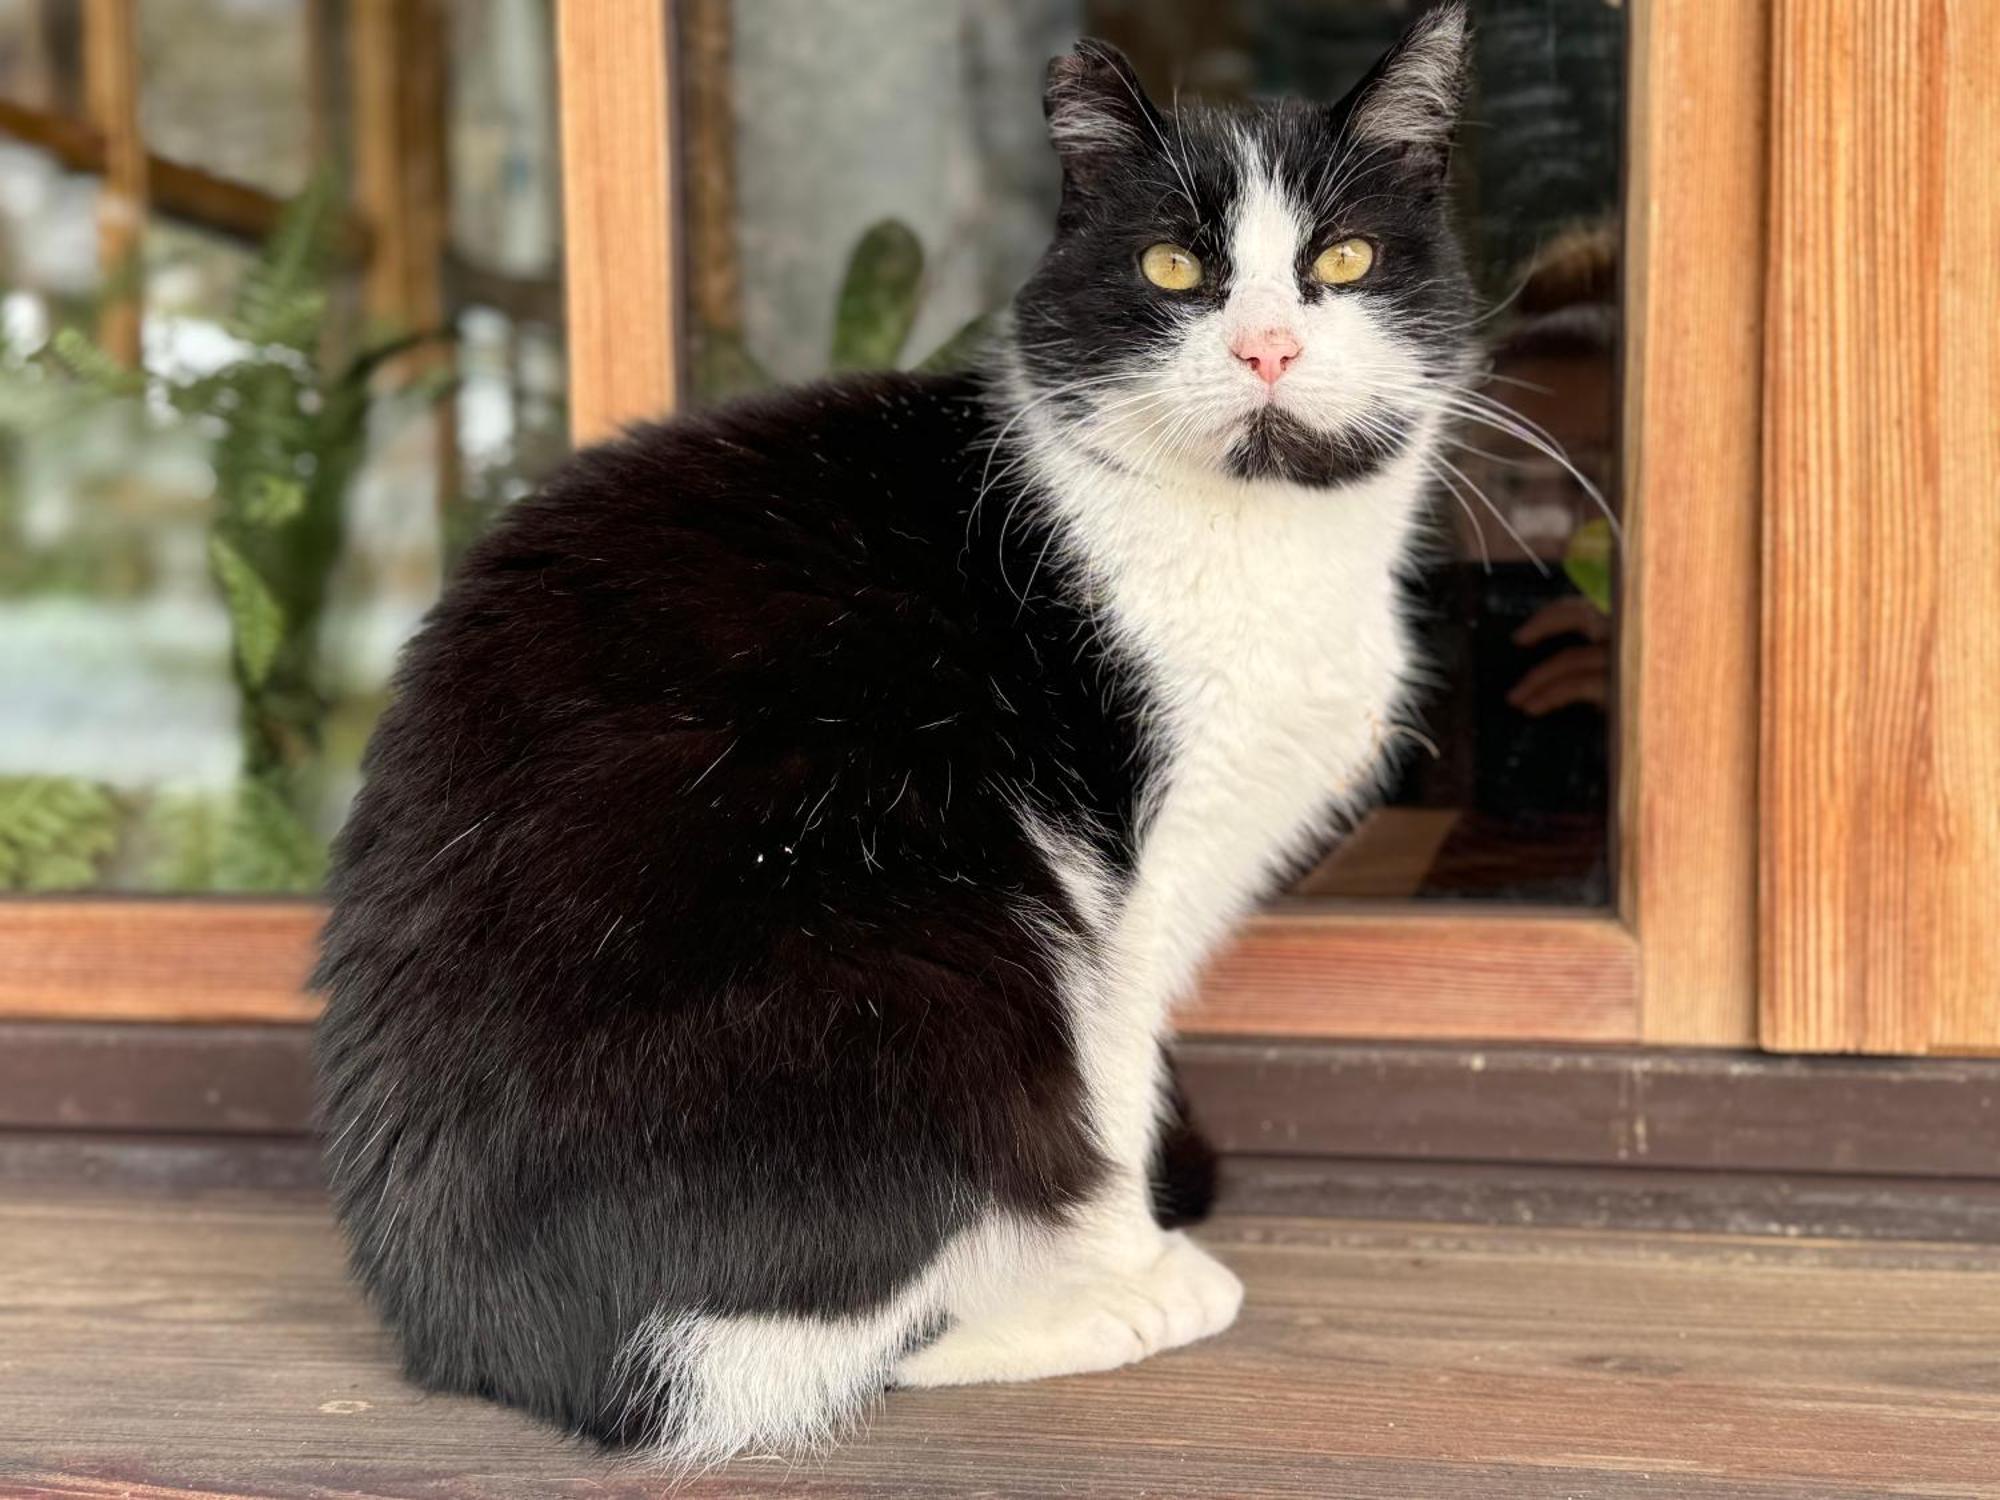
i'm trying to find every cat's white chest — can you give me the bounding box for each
[1028,450,1423,1175]
[1050,454,1424,1009]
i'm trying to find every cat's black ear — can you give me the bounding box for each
[1044,40,1163,195]
[1335,0,1471,176]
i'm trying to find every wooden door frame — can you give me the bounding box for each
[1759,0,2000,1056]
[0,0,1769,1048]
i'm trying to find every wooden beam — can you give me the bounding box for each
[1616,0,1768,1046]
[81,0,145,364]
[556,0,680,441]
[0,903,319,1025]
[1762,0,2000,1053]
[0,98,371,255]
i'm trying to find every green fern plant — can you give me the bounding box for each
[46,171,444,890]
[0,777,122,891]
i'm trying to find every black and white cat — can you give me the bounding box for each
[315,2,1477,1467]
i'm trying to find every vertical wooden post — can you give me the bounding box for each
[349,0,449,336]
[1762,0,2000,1053]
[82,0,146,366]
[1618,0,1769,1045]
[681,0,741,394]
[556,0,680,443]
[349,0,457,519]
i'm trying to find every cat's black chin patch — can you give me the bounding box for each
[1225,406,1409,487]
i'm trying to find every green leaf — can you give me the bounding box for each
[142,780,325,892]
[242,473,306,526]
[1562,517,1615,616]
[915,312,996,373]
[0,776,122,891]
[692,329,772,402]
[208,533,286,687]
[230,170,338,352]
[47,327,146,397]
[829,220,924,372]
[140,791,226,890]
[219,776,326,891]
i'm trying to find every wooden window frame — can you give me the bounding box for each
[0,0,1768,1049]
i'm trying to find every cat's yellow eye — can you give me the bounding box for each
[1140,243,1203,291]
[1312,238,1375,286]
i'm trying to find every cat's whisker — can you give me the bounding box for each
[1431,451,1552,576]
[1421,453,1493,571]
[1378,377,1621,539]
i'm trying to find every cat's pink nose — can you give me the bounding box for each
[1231,327,1302,386]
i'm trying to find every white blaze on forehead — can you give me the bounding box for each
[1225,142,1307,322]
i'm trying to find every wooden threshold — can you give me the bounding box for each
[0,899,1637,1043]
[11,1023,1997,1184]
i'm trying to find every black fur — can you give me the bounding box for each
[1148,1055,1220,1229]
[314,7,1470,1454]
[315,372,1155,1441]
[1227,406,1414,485]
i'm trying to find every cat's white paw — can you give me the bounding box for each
[893,1232,1242,1389]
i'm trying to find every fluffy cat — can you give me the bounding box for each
[315,1,1476,1467]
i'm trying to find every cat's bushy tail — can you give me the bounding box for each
[599,1301,934,1470]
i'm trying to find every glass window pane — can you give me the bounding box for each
[0,0,566,893]
[684,0,1624,906]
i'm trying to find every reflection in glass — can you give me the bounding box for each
[683,0,1624,904]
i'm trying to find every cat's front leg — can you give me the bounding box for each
[893,1237,1242,1387]
[892,1170,1241,1388]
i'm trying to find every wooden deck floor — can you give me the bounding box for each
[3,1185,1998,1498]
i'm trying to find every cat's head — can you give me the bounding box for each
[1011,1,1477,489]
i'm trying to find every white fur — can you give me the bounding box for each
[894,1230,1242,1387]
[623,1214,1043,1470]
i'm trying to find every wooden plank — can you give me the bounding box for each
[0,901,1638,1043]
[1183,908,1639,1042]
[1217,1156,2000,1245]
[0,1131,326,1195]
[12,1128,1999,1246]
[3,1190,1998,1495]
[81,0,145,364]
[0,902,319,1024]
[10,1023,2000,1183]
[1617,0,1768,1047]
[1176,1038,2000,1179]
[0,1023,313,1133]
[556,0,679,441]
[1762,0,2000,1054]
